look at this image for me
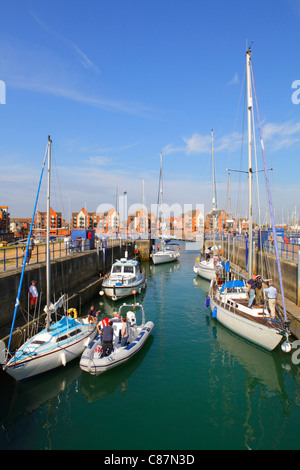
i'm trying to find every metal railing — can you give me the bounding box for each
[0,239,92,272]
[204,233,300,262]
[0,238,133,272]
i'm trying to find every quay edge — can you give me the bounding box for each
[0,240,150,348]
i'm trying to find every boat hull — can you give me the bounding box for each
[102,276,147,300]
[151,251,180,265]
[4,324,97,381]
[209,297,282,351]
[80,321,154,375]
[193,261,216,280]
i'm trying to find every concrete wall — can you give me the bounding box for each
[221,239,298,305]
[0,243,135,330]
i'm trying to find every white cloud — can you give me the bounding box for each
[183,133,211,155]
[262,121,300,151]
[87,156,111,166]
[30,10,101,76]
[227,73,239,86]
[163,131,243,157]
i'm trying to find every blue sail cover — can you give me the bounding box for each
[220,280,245,293]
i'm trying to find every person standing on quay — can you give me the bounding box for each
[29,280,38,311]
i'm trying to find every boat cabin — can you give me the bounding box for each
[110,259,141,279]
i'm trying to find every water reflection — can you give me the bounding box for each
[81,336,154,402]
[1,360,81,432]
[206,315,300,449]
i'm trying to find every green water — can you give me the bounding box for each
[1,246,300,450]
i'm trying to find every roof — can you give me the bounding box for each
[113,258,139,266]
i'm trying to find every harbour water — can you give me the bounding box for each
[1,243,300,450]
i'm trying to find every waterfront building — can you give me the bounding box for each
[71,207,95,230]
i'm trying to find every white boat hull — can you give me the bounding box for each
[102,276,147,300]
[151,251,180,265]
[4,324,97,381]
[80,321,154,375]
[193,261,216,280]
[209,297,282,351]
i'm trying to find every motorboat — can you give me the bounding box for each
[101,258,147,301]
[80,303,154,375]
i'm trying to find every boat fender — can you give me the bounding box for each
[68,308,77,319]
[61,352,66,366]
[206,297,210,308]
[0,340,6,365]
[212,307,217,319]
[281,341,292,353]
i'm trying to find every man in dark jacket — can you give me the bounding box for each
[100,321,114,357]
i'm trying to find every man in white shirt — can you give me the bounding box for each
[262,280,277,318]
[29,280,38,311]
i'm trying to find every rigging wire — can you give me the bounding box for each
[250,59,288,323]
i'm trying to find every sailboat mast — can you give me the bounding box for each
[246,48,253,276]
[211,130,216,254]
[46,136,52,326]
[160,152,164,237]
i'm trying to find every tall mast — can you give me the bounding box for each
[246,48,253,276]
[211,130,216,254]
[160,152,164,237]
[46,135,52,329]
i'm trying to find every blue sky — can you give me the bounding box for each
[1,0,300,224]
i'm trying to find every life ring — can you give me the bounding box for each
[68,308,78,319]
[134,248,138,254]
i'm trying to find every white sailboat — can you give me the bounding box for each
[151,153,180,265]
[2,136,97,381]
[207,48,291,352]
[194,130,221,280]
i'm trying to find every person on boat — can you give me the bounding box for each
[110,312,122,323]
[97,317,109,335]
[29,280,38,311]
[254,275,263,305]
[247,274,258,308]
[262,280,277,318]
[121,316,129,346]
[87,305,100,323]
[99,321,114,357]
